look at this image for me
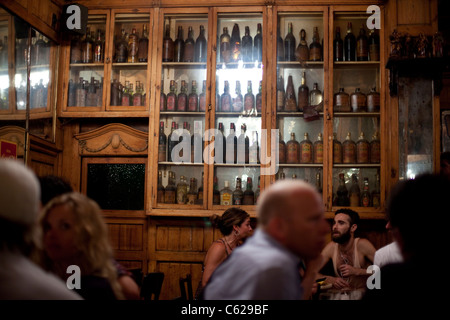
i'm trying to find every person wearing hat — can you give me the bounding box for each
[0,158,81,300]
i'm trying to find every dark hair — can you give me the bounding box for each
[211,208,250,236]
[335,208,360,226]
[441,152,450,163]
[38,175,73,206]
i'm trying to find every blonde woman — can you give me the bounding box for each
[39,192,124,300]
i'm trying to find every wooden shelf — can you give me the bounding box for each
[333,163,381,168]
[279,163,323,167]
[333,111,380,117]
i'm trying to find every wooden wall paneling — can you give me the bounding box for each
[61,122,81,191]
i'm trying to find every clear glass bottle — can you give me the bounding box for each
[286,132,300,164]
[349,174,361,207]
[243,177,255,205]
[232,80,243,112]
[313,133,323,164]
[343,132,356,164]
[309,27,322,61]
[81,27,93,63]
[232,177,244,205]
[187,178,198,205]
[121,82,131,106]
[127,27,139,63]
[244,80,255,114]
[220,180,233,205]
[296,28,309,62]
[220,80,232,112]
[176,175,188,204]
[133,81,143,106]
[300,132,313,164]
[94,29,103,63]
[309,82,323,111]
[356,132,370,164]
[297,72,309,112]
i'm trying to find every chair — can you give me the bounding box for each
[179,274,193,301]
[140,272,164,300]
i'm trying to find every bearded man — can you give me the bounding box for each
[317,209,376,300]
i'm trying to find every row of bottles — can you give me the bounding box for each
[219,176,260,205]
[111,80,146,106]
[334,87,380,112]
[279,24,323,62]
[218,80,262,114]
[71,28,106,64]
[218,23,263,63]
[16,79,48,109]
[163,25,207,63]
[333,132,380,164]
[277,73,322,112]
[333,24,380,62]
[160,79,205,112]
[279,132,322,164]
[115,25,149,63]
[13,33,51,67]
[335,173,380,207]
[68,77,103,107]
[276,169,323,194]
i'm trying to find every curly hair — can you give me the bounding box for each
[210,208,250,236]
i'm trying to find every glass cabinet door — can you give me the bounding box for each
[212,10,264,209]
[275,9,326,195]
[156,11,209,209]
[330,9,383,211]
[0,11,10,113]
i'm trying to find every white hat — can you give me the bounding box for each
[0,158,40,226]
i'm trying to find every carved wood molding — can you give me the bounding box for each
[0,126,26,156]
[74,123,148,156]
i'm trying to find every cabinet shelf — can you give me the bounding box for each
[216,61,263,69]
[69,63,104,68]
[333,163,381,168]
[215,111,261,117]
[279,163,323,168]
[158,161,204,166]
[277,112,323,117]
[277,61,324,68]
[162,62,207,67]
[112,62,148,67]
[333,112,380,117]
[160,111,205,116]
[214,163,260,167]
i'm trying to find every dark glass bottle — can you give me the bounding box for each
[230,23,241,62]
[195,25,207,63]
[244,80,255,114]
[167,121,178,162]
[313,133,323,164]
[111,79,120,106]
[349,174,361,207]
[226,123,237,164]
[232,177,244,205]
[284,22,296,61]
[213,176,221,205]
[343,132,356,164]
[255,80,262,113]
[93,29,103,63]
[160,80,166,111]
[278,132,286,164]
[191,122,203,164]
[188,80,198,112]
[316,171,323,194]
[284,75,297,112]
[286,132,300,164]
[361,177,371,207]
[277,28,284,61]
[158,121,167,162]
[237,124,249,164]
[253,23,263,62]
[157,171,165,204]
[199,80,206,112]
[174,26,184,63]
[249,131,259,164]
[336,173,350,206]
[370,132,381,164]
[219,27,231,63]
[217,122,226,164]
[70,34,82,63]
[296,29,309,62]
[81,27,93,63]
[309,27,322,61]
[138,24,149,62]
[344,22,356,61]
[162,24,174,62]
[241,26,253,62]
[243,177,255,205]
[333,133,343,164]
[177,80,187,111]
[232,80,243,112]
[220,80,232,112]
[297,72,309,112]
[368,29,380,61]
[164,171,176,204]
[277,75,285,111]
[166,80,177,111]
[300,132,313,164]
[183,26,195,62]
[334,88,350,112]
[115,28,128,63]
[334,27,343,61]
[367,87,380,112]
[356,25,368,61]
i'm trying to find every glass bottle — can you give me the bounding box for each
[94,29,103,63]
[297,72,309,112]
[244,80,255,114]
[184,26,195,62]
[284,22,296,62]
[277,75,285,111]
[86,77,97,107]
[176,175,188,204]
[187,178,198,205]
[213,176,221,205]
[255,80,262,113]
[296,29,309,62]
[284,75,297,112]
[127,28,139,63]
[277,28,284,61]
[116,28,128,63]
[158,121,167,162]
[315,171,323,194]
[197,172,204,205]
[138,24,149,62]
[278,132,286,164]
[361,177,371,207]
[254,23,263,62]
[195,25,207,63]
[68,79,76,106]
[191,121,203,164]
[309,82,323,111]
[241,26,253,62]
[356,132,370,164]
[371,173,381,208]
[174,26,184,63]
[188,80,198,112]
[70,34,82,63]
[237,124,249,164]
[157,171,165,203]
[278,169,286,180]
[164,171,177,204]
[160,80,166,111]
[133,81,143,106]
[336,173,350,206]
[313,133,323,163]
[367,87,380,112]
[343,132,356,164]
[249,131,259,164]
[334,88,350,112]
[356,25,368,61]
[177,80,187,111]
[255,176,261,203]
[349,174,361,207]
[220,180,233,205]
[232,177,244,205]
[167,121,178,162]
[226,123,237,164]
[286,132,300,164]
[199,80,207,112]
[300,132,313,164]
[166,80,177,111]
[111,79,120,106]
[219,27,231,63]
[344,22,356,61]
[334,27,343,61]
[370,131,381,163]
[350,88,367,112]
[243,177,255,205]
[217,122,226,164]
[230,23,241,62]
[121,82,131,106]
[368,29,380,61]
[76,77,86,106]
[309,27,322,61]
[162,24,174,62]
[232,80,243,112]
[81,27,93,63]
[220,80,232,112]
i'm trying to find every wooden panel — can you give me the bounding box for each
[397,0,431,26]
[108,223,121,250]
[158,262,203,300]
[120,224,144,251]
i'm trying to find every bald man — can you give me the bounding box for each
[203,180,329,300]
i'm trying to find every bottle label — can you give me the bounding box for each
[121,94,130,106]
[300,143,312,163]
[166,96,176,111]
[188,97,198,111]
[314,143,323,163]
[370,141,381,163]
[309,47,321,61]
[164,190,175,204]
[220,193,232,205]
[286,144,299,163]
[244,96,254,111]
[334,142,342,163]
[177,96,187,111]
[233,197,242,205]
[243,195,254,205]
[199,94,206,112]
[133,95,142,106]
[343,144,356,163]
[357,142,369,163]
[177,188,187,204]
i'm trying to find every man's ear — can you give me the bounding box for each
[350,223,357,234]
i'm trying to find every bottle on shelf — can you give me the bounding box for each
[254,23,263,62]
[255,80,262,113]
[249,131,259,164]
[344,22,356,61]
[244,80,255,114]
[300,132,313,164]
[179,122,189,159]
[199,80,207,112]
[191,121,203,164]
[187,178,198,205]
[162,24,174,62]
[309,27,322,61]
[368,29,380,61]
[350,88,367,112]
[230,23,241,62]
[195,25,207,63]
[278,169,286,180]
[286,132,300,164]
[183,26,195,62]
[297,72,309,112]
[174,26,185,63]
[160,80,166,111]
[157,171,165,203]
[232,177,244,205]
[220,180,233,205]
[133,81,143,106]
[367,87,380,112]
[86,77,97,107]
[361,177,371,207]
[164,171,176,204]
[138,24,149,62]
[309,82,323,112]
[333,133,343,164]
[121,82,131,106]
[356,24,368,61]
[296,29,309,62]
[243,177,255,205]
[343,132,356,164]
[334,88,350,112]
[277,28,284,62]
[284,22,296,62]
[241,26,253,63]
[232,80,243,112]
[68,80,76,106]
[188,80,198,112]
[371,173,381,208]
[226,123,237,164]
[158,121,167,162]
[177,80,187,111]
[127,28,139,63]
[349,174,361,207]
[356,132,370,164]
[110,79,120,106]
[116,28,128,63]
[370,131,381,163]
[220,80,232,112]
[217,122,226,164]
[313,133,323,164]
[94,29,103,63]
[213,176,221,205]
[176,175,188,204]
[75,78,86,106]
[70,34,82,63]
[284,75,297,112]
[167,121,178,162]
[334,26,343,61]
[315,171,323,194]
[81,27,94,63]
[336,173,350,206]
[197,172,204,205]
[166,80,177,111]
[237,124,249,164]
[255,176,261,203]
[219,27,231,63]
[277,75,285,112]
